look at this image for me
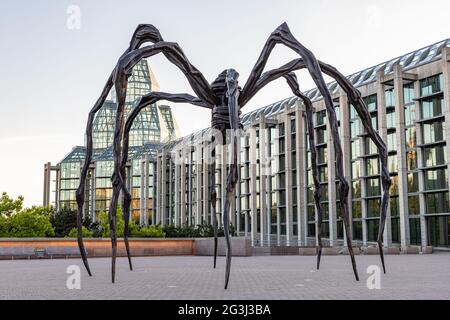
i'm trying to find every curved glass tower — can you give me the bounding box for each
[52,59,179,223]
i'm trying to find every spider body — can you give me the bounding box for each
[76,23,391,288]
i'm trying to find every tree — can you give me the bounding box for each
[50,208,76,237]
[0,192,24,217]
[7,207,55,237]
[96,208,125,237]
[67,226,93,238]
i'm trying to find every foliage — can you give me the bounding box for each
[2,207,55,237]
[163,223,236,238]
[96,208,125,237]
[95,208,164,238]
[67,226,93,238]
[50,208,76,237]
[50,208,92,237]
[130,225,165,238]
[0,192,24,217]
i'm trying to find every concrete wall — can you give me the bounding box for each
[193,237,252,257]
[0,238,194,259]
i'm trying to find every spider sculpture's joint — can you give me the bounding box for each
[211,70,242,141]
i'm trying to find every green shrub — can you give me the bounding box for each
[67,226,93,238]
[96,209,125,237]
[130,225,165,238]
[6,207,55,237]
[163,223,236,238]
[50,208,93,237]
[51,208,76,237]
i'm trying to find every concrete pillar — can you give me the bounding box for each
[187,148,193,225]
[275,122,281,246]
[311,110,320,246]
[235,140,241,233]
[55,165,61,212]
[259,118,269,246]
[202,141,209,225]
[180,150,186,226]
[295,103,307,246]
[376,71,393,247]
[284,111,294,246]
[360,117,368,246]
[327,106,338,247]
[168,160,173,225]
[174,151,181,227]
[161,154,167,226]
[156,155,162,224]
[222,143,228,230]
[43,162,51,206]
[393,64,410,249]
[195,143,202,225]
[414,79,427,247]
[339,91,352,246]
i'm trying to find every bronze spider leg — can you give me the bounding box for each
[120,93,208,271]
[106,38,216,283]
[222,69,240,289]
[75,72,113,277]
[250,57,391,274]
[209,141,219,269]
[283,73,324,269]
[242,53,391,277]
[75,24,166,277]
[239,22,358,280]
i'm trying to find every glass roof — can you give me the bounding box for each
[162,39,449,152]
[302,38,450,102]
[60,142,164,164]
[60,59,179,165]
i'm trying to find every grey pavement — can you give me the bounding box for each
[0,253,449,300]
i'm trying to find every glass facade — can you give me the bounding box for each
[55,60,179,223]
[152,39,450,249]
[47,39,450,248]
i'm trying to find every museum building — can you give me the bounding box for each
[43,59,180,224]
[156,39,450,250]
[44,39,450,250]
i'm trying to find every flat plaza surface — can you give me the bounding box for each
[0,253,449,300]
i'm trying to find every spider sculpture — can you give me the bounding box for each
[76,23,391,289]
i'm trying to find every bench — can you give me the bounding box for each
[0,246,36,259]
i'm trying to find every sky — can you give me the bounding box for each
[0,0,449,207]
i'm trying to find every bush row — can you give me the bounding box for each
[0,192,235,238]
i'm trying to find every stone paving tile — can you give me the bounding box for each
[0,253,449,300]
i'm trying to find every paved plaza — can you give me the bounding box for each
[0,253,449,300]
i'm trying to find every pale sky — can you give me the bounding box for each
[0,0,449,207]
